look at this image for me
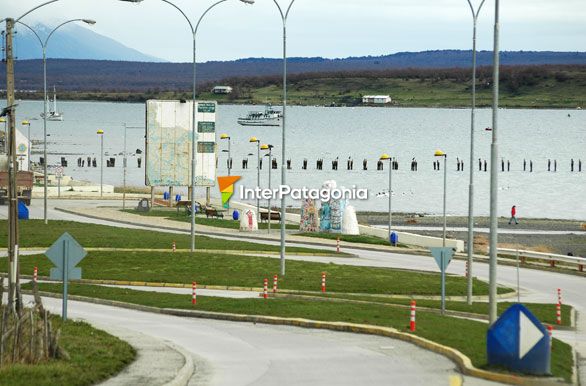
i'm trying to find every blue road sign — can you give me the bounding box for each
[45,232,87,321]
[430,247,454,315]
[430,247,454,271]
[487,304,550,375]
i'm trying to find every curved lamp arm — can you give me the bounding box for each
[466,0,487,20]
[160,0,195,34]
[15,0,61,23]
[15,21,43,48]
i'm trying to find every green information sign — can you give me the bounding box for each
[198,103,216,113]
[197,142,215,153]
[198,121,216,133]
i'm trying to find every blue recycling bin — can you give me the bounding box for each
[18,200,29,220]
[232,210,239,221]
[163,191,170,200]
[390,232,398,246]
[175,194,181,202]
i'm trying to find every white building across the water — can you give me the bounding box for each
[362,95,392,104]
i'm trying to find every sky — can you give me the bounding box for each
[2,0,585,63]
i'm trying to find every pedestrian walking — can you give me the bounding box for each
[509,205,519,225]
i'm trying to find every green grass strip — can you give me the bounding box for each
[122,209,300,230]
[30,283,574,383]
[296,232,402,246]
[0,316,135,386]
[14,251,510,296]
[0,220,323,254]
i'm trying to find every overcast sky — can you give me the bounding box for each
[2,0,585,63]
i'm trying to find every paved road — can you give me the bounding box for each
[33,296,497,386]
[3,199,584,384]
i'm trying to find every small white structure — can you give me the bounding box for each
[362,95,392,104]
[239,209,258,232]
[211,86,233,94]
[342,205,360,235]
[15,129,31,171]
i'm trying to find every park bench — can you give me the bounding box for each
[205,207,224,219]
[260,211,281,223]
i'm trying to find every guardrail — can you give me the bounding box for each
[497,248,586,272]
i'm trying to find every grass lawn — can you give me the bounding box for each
[12,251,509,296]
[122,209,300,230]
[296,232,402,247]
[315,294,573,327]
[0,316,135,386]
[0,220,325,255]
[31,283,574,383]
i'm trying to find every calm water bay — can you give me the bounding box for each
[5,100,586,220]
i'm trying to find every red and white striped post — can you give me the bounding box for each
[172,241,176,253]
[547,325,553,349]
[33,266,38,283]
[273,275,278,293]
[321,272,326,293]
[556,302,561,325]
[263,278,268,299]
[336,237,340,253]
[410,300,416,332]
[192,281,197,305]
[557,288,562,305]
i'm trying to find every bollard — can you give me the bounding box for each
[321,272,326,293]
[556,302,561,325]
[273,274,278,293]
[580,264,584,272]
[547,325,553,351]
[192,281,197,305]
[557,288,562,305]
[263,278,268,299]
[410,300,416,332]
[33,266,38,283]
[336,237,340,253]
[172,241,176,253]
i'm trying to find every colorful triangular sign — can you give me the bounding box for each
[430,247,454,271]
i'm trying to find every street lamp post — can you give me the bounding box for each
[250,137,261,220]
[21,120,31,170]
[465,0,487,306]
[488,0,501,325]
[15,18,96,224]
[379,154,393,236]
[272,0,296,277]
[220,133,231,176]
[97,130,104,197]
[435,150,447,247]
[261,144,274,234]
[120,0,253,252]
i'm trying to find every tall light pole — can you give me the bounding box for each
[488,0,501,325]
[261,144,274,234]
[120,0,254,252]
[21,120,31,170]
[2,0,65,312]
[272,0,296,276]
[435,150,447,247]
[465,0,487,306]
[379,153,393,235]
[16,18,96,224]
[220,133,231,176]
[249,136,261,220]
[97,130,104,197]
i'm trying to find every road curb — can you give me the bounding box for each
[32,290,567,386]
[163,342,195,386]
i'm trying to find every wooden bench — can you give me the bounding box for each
[260,211,281,223]
[205,207,224,219]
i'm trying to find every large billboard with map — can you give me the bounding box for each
[145,100,217,187]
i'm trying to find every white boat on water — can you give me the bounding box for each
[41,87,64,121]
[237,105,282,126]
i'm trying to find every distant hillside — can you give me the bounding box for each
[1,50,585,93]
[12,23,164,62]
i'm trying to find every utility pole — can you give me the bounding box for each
[5,18,22,313]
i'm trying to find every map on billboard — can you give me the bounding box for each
[145,100,217,187]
